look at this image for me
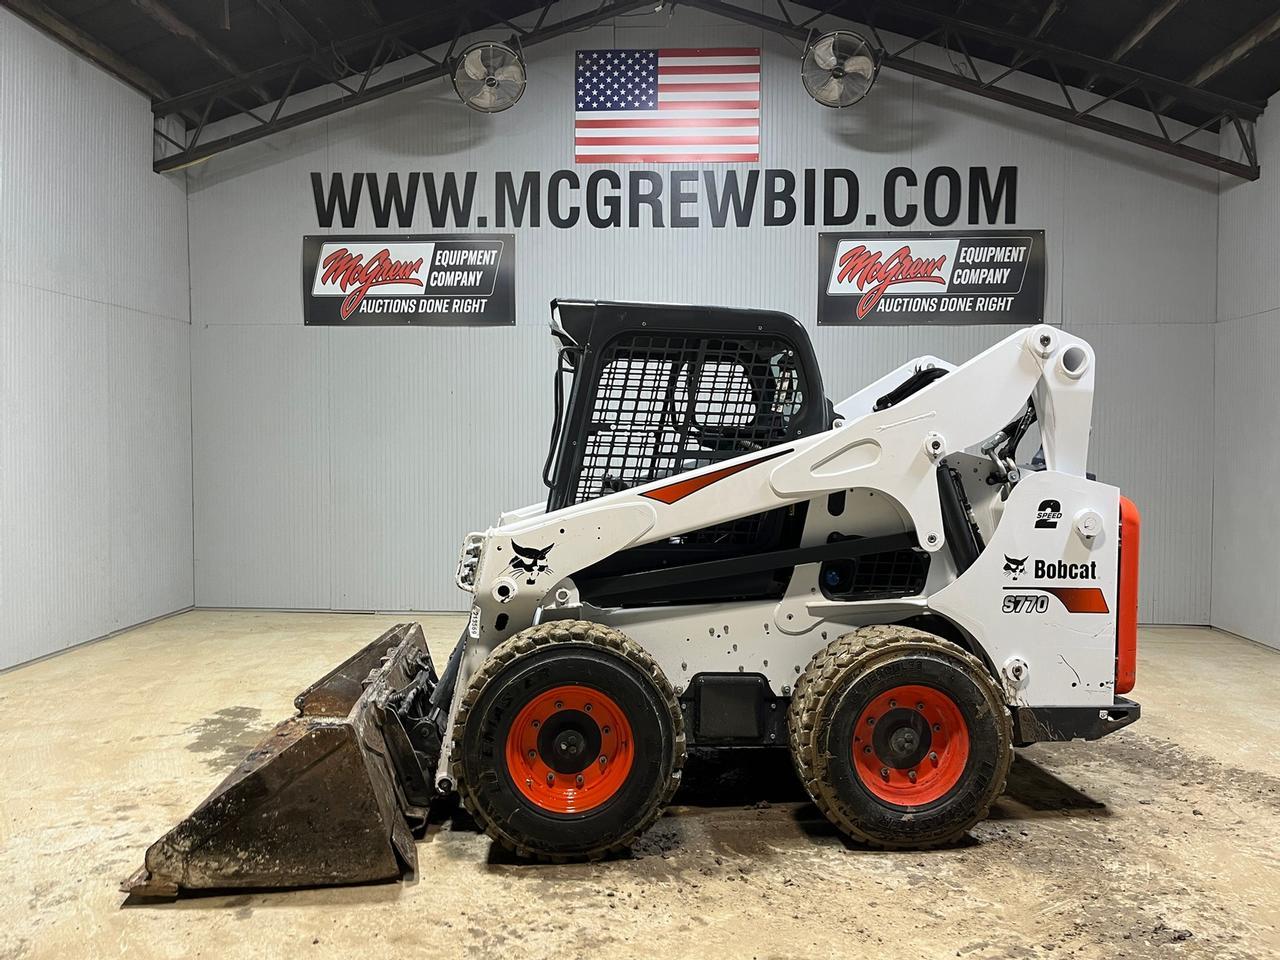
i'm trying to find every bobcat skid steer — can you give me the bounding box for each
[126,300,1140,896]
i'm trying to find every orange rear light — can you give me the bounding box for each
[1116,497,1141,694]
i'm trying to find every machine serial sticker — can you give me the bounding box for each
[467,605,482,639]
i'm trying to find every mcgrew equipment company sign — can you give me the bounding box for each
[818,229,1046,326]
[302,234,515,325]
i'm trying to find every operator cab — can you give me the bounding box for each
[543,299,832,604]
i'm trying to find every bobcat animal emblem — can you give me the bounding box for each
[1003,555,1028,581]
[509,542,555,585]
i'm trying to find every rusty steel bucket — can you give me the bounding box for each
[123,623,460,898]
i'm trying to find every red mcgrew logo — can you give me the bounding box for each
[317,245,426,319]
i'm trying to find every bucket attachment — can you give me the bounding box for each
[124,622,462,898]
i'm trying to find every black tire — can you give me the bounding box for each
[788,625,1012,848]
[450,620,685,861]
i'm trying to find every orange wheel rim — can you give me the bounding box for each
[505,684,634,814]
[851,684,969,807]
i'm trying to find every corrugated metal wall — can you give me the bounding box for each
[185,5,1218,623]
[1214,104,1280,648]
[0,11,193,669]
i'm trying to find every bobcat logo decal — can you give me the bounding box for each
[1003,555,1028,581]
[509,541,555,585]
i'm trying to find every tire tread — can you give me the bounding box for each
[450,619,686,861]
[787,624,1012,849]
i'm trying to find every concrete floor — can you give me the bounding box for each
[1,611,1278,960]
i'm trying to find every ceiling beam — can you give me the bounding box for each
[787,0,1261,118]
[1006,0,1063,71]
[127,0,272,103]
[1028,0,1063,39]
[1083,0,1186,90]
[252,0,320,53]
[151,0,481,117]
[154,0,657,172]
[1109,0,1186,63]
[4,0,173,100]
[1183,8,1280,88]
[682,0,1259,179]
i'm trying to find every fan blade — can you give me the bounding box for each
[455,77,487,102]
[815,76,848,105]
[494,63,525,83]
[463,47,489,81]
[811,35,837,70]
[495,78,524,100]
[843,54,875,80]
[802,62,832,91]
[481,45,513,76]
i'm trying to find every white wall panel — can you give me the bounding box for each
[0,12,192,669]
[1219,116,1280,325]
[186,4,1218,621]
[191,322,330,608]
[0,15,189,322]
[1213,309,1280,646]
[1075,322,1213,624]
[325,327,553,610]
[1213,106,1280,648]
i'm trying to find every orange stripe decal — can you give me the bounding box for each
[1043,586,1110,614]
[1004,586,1110,614]
[640,449,791,505]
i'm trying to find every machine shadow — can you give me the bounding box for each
[993,753,1110,818]
[469,748,1109,868]
[670,748,1107,815]
[673,747,812,806]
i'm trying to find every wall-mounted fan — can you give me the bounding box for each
[802,31,880,108]
[452,41,527,113]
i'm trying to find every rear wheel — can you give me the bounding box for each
[452,620,685,860]
[789,625,1012,848]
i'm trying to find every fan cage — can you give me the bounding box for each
[802,31,879,108]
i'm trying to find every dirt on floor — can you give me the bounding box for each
[0,611,1277,960]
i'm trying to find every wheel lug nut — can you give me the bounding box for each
[933,723,941,732]
[599,755,608,766]
[908,770,917,783]
[546,773,555,785]
[866,716,876,726]
[916,702,925,711]
[554,701,563,710]
[603,726,611,734]
[929,751,938,765]
[863,745,872,754]
[576,775,584,786]
[528,749,536,760]
[888,699,897,708]
[532,719,540,728]
[585,704,592,713]
[880,767,890,781]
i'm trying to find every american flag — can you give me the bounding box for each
[574,47,760,163]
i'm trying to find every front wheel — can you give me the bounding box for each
[788,625,1012,848]
[451,620,685,860]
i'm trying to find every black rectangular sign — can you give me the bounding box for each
[818,229,1046,326]
[302,234,515,325]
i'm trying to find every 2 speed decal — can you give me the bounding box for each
[1035,499,1062,529]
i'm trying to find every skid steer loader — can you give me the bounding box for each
[125,300,1141,896]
